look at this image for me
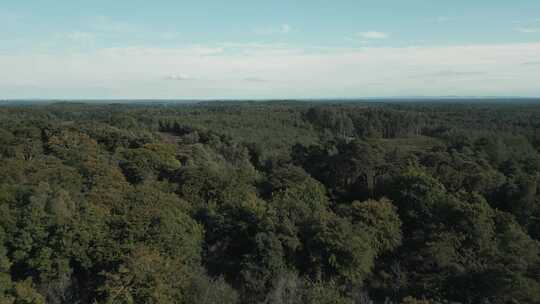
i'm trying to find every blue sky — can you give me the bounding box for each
[1,0,540,99]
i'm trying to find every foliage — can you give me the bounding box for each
[0,101,539,303]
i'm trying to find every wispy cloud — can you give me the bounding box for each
[281,24,291,33]
[243,77,268,82]
[83,16,184,42]
[434,16,450,23]
[2,42,540,98]
[358,31,389,39]
[521,61,540,66]
[422,16,451,24]
[253,24,292,35]
[421,70,486,78]
[90,15,139,33]
[62,32,95,43]
[516,27,540,33]
[514,20,540,33]
[159,32,180,40]
[165,74,200,81]
[423,16,451,24]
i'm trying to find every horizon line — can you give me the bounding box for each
[2,96,540,102]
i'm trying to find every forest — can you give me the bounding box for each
[0,100,539,304]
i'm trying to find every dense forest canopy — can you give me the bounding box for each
[0,100,539,304]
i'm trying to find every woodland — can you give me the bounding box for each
[0,101,539,303]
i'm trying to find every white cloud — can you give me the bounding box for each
[60,32,95,44]
[427,17,450,24]
[1,42,539,98]
[435,17,450,23]
[514,20,540,33]
[253,24,292,35]
[358,31,389,39]
[66,32,94,40]
[243,77,268,82]
[422,17,450,24]
[281,24,291,33]
[43,32,96,50]
[90,15,139,33]
[515,27,540,33]
[159,32,180,40]
[73,16,183,42]
[165,74,199,81]
[522,61,540,66]
[420,70,485,78]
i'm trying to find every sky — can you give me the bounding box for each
[1,0,540,99]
